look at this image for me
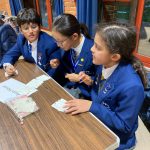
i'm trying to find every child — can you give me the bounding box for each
[0,19,17,67]
[4,16,19,34]
[64,23,147,149]
[51,13,96,98]
[2,8,61,77]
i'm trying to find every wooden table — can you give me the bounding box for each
[0,60,119,150]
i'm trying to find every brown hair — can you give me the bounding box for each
[96,23,148,87]
[17,8,41,27]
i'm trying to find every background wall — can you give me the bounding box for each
[0,0,11,15]
[0,0,77,16]
[64,0,76,16]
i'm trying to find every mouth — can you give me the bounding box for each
[29,34,35,38]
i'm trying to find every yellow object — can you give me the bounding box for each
[81,58,84,62]
[101,74,105,80]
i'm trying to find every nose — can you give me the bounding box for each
[56,42,61,47]
[28,27,34,33]
[91,45,94,53]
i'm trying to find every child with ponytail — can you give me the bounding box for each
[51,13,96,99]
[64,23,147,149]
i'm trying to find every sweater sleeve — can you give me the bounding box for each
[90,85,144,133]
[0,24,17,54]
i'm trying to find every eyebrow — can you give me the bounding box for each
[94,41,101,49]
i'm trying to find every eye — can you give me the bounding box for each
[32,25,38,28]
[31,24,38,29]
[23,26,29,30]
[94,42,98,49]
[94,42,101,50]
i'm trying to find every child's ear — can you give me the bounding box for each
[111,54,121,62]
[71,33,79,40]
[19,27,22,33]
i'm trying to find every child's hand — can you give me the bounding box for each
[5,64,16,76]
[78,71,93,86]
[65,73,80,82]
[50,59,60,68]
[64,99,92,115]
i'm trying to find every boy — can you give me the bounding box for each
[2,8,61,77]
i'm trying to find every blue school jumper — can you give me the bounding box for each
[90,62,144,149]
[2,31,61,76]
[53,37,96,98]
[0,24,17,67]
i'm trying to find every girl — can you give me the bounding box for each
[51,13,96,99]
[64,23,147,149]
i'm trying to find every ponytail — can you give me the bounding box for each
[80,23,91,39]
[131,56,148,88]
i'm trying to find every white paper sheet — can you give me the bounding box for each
[0,78,26,103]
[51,99,68,112]
[26,75,51,89]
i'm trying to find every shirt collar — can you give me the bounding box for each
[102,63,119,79]
[28,39,38,50]
[72,34,85,57]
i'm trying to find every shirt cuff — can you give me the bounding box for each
[3,63,12,70]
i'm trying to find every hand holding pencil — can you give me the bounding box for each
[50,59,60,68]
[5,64,18,76]
[78,71,93,86]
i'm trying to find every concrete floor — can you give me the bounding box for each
[138,25,150,57]
[135,117,150,150]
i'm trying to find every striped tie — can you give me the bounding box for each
[71,49,76,63]
[98,74,106,92]
[28,44,32,53]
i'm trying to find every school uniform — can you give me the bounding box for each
[2,31,61,76]
[54,35,96,98]
[0,24,17,67]
[90,62,144,150]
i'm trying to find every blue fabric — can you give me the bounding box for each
[0,24,17,67]
[76,0,98,36]
[140,72,150,124]
[145,72,150,99]
[53,37,96,98]
[1,31,61,76]
[70,49,77,64]
[90,62,144,149]
[52,0,64,19]
[27,44,32,54]
[9,0,22,16]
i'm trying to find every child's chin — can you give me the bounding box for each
[28,38,37,43]
[92,60,97,65]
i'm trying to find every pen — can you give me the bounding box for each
[79,79,83,83]
[84,71,94,75]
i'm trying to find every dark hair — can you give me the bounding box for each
[52,13,91,39]
[17,8,41,27]
[0,14,5,20]
[0,18,4,25]
[96,23,147,87]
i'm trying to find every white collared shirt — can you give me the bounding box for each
[72,34,85,57]
[102,63,119,80]
[28,39,38,63]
